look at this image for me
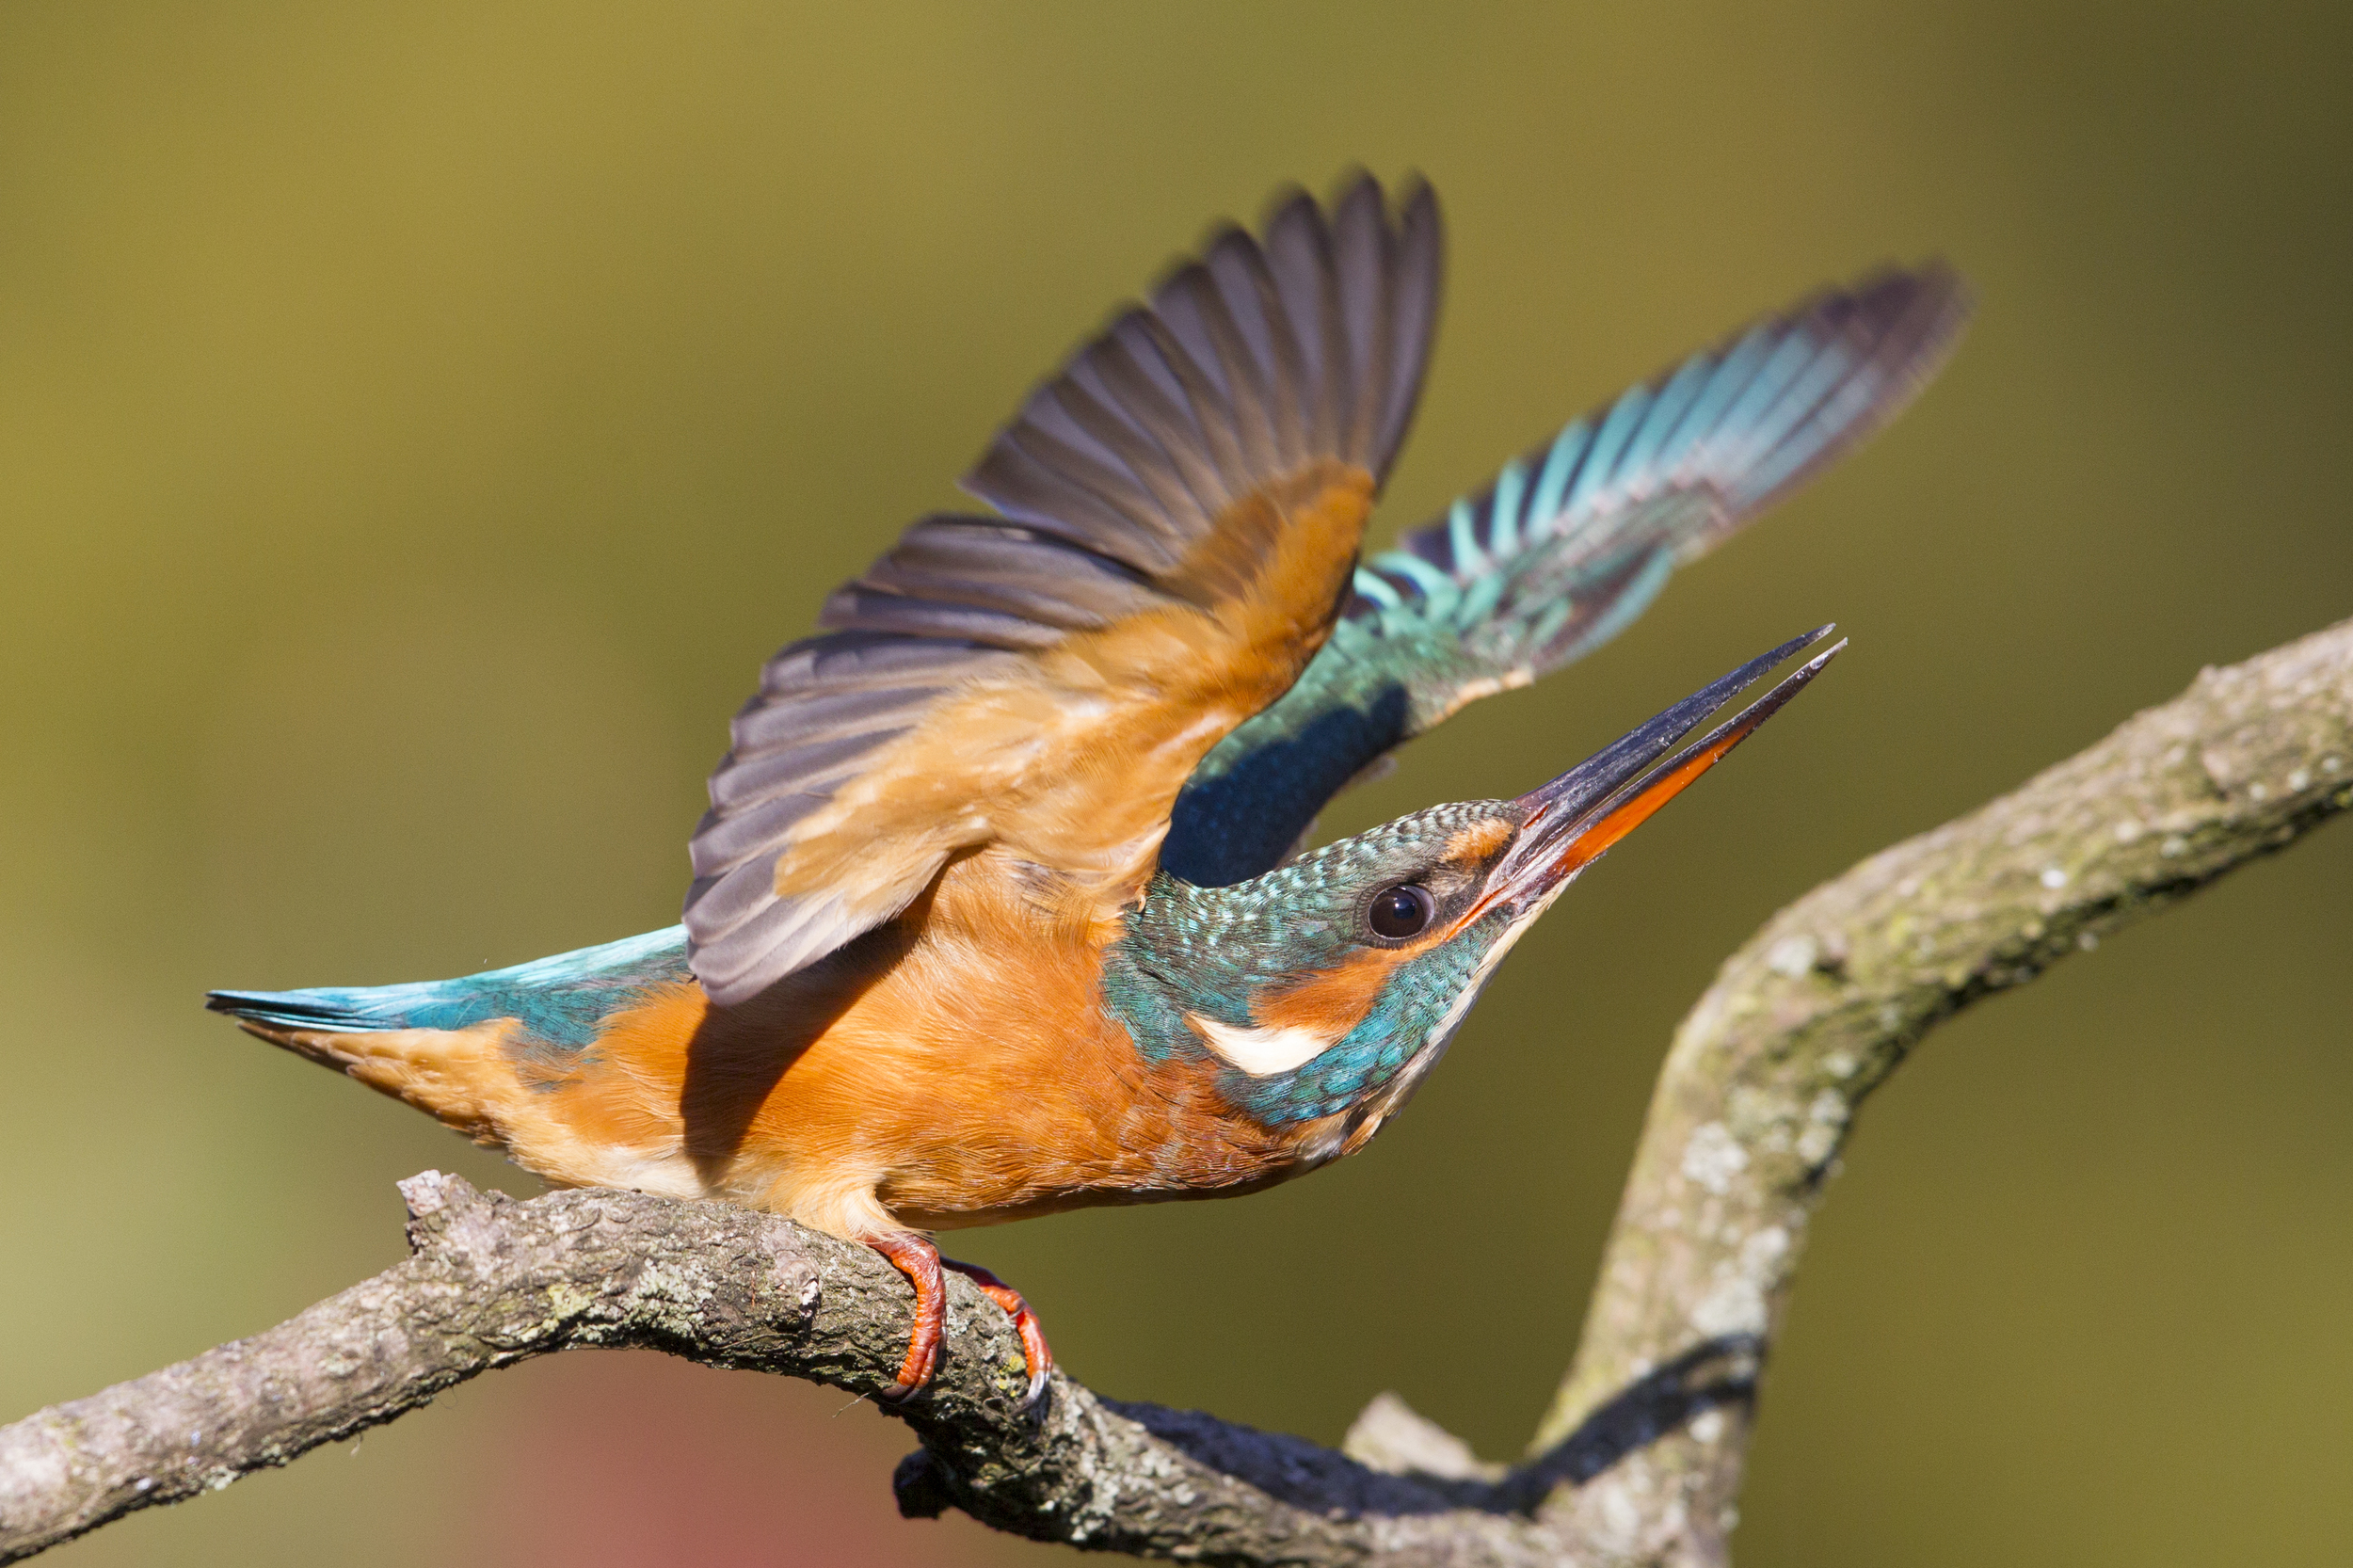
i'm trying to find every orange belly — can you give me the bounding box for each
[410,854,1314,1241]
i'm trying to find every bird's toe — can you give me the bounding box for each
[942,1256,1054,1410]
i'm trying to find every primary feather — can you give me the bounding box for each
[687,175,1444,1005]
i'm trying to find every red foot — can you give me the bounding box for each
[864,1233,1053,1408]
[942,1256,1054,1408]
[867,1233,945,1398]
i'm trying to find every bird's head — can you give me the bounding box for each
[1104,626,1842,1145]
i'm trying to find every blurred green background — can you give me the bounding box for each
[4,3,2349,1564]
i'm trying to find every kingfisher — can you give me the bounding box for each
[210,175,1967,1406]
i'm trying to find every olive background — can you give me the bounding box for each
[4,4,2349,1565]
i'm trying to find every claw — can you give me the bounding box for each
[866,1233,1053,1407]
[942,1256,1055,1409]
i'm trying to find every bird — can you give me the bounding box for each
[209,174,1968,1408]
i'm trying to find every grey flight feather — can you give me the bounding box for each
[685,174,1445,1005]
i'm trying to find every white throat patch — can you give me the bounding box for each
[1187,1013,1337,1077]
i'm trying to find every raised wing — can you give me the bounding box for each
[1161,262,1971,887]
[688,176,1444,1005]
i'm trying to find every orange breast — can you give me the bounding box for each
[510,850,1322,1240]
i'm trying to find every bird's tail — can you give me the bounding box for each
[206,927,695,1149]
[204,982,461,1035]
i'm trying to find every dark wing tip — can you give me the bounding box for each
[698,177,1453,995]
[997,171,1447,506]
[1720,254,1973,521]
[1849,255,1975,383]
[1372,175,1444,480]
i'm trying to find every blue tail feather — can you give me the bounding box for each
[207,926,693,1048]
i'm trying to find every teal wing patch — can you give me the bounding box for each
[1161,262,1970,886]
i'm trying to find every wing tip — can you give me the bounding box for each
[963,170,1448,516]
[1724,252,1976,514]
[701,176,1458,996]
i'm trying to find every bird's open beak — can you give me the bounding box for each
[1478,625,1846,917]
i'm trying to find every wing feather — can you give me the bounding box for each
[850,519,1166,628]
[687,175,1445,1003]
[1163,262,1971,887]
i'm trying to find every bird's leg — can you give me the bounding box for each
[940,1256,1054,1408]
[868,1231,946,1399]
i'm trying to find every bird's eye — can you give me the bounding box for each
[1367,884,1435,940]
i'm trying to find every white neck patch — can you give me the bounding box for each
[1187,1013,1337,1077]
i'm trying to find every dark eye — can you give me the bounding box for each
[1367,884,1434,940]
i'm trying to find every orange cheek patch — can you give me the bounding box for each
[1444,817,1514,862]
[1256,944,1410,1035]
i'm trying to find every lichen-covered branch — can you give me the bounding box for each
[2,619,2348,1568]
[0,1172,1584,1568]
[1529,616,2353,1563]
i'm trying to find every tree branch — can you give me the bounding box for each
[4,619,2348,1567]
[1529,616,2353,1563]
